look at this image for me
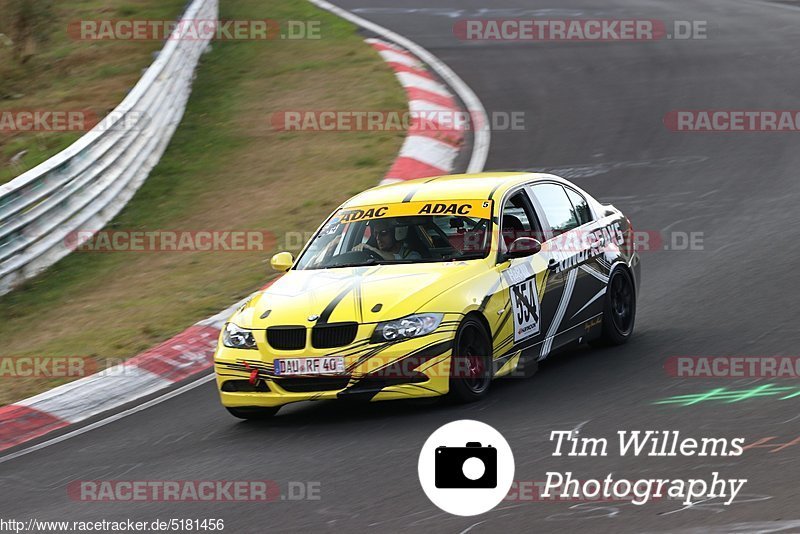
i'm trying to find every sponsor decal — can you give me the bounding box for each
[333,200,493,223]
[337,206,389,223]
[551,222,625,273]
[418,203,474,215]
[584,317,602,332]
[511,279,541,342]
[502,263,535,286]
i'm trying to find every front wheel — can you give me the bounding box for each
[590,267,636,347]
[448,317,493,403]
[226,406,280,420]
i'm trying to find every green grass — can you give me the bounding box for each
[0,0,187,183]
[0,0,407,405]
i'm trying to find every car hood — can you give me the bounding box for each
[232,262,486,328]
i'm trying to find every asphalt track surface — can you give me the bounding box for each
[3,1,800,532]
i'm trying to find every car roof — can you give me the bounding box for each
[341,172,558,207]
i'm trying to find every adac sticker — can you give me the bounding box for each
[335,200,493,223]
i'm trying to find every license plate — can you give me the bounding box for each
[274,357,345,376]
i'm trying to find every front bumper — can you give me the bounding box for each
[214,317,460,408]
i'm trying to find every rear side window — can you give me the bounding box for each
[529,183,580,237]
[565,187,593,226]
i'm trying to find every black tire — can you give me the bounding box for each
[226,406,280,420]
[448,316,493,403]
[590,267,636,347]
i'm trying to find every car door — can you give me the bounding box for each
[526,182,601,358]
[562,185,611,324]
[490,187,567,373]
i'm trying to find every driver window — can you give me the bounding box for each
[500,191,540,252]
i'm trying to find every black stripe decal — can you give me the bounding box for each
[402,188,420,202]
[492,308,512,342]
[488,183,503,200]
[339,340,454,401]
[318,284,354,324]
[478,277,503,312]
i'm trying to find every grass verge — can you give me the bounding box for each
[0,0,187,183]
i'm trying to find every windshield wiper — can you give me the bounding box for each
[322,258,379,269]
[322,258,418,269]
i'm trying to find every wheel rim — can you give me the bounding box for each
[456,324,491,394]
[610,272,634,335]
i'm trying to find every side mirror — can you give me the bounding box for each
[270,251,294,272]
[504,237,542,261]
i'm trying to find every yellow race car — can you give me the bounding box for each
[214,172,640,419]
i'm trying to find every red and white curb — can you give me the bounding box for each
[0,1,490,455]
[0,297,244,452]
[368,38,469,184]
[310,0,490,175]
[367,38,465,184]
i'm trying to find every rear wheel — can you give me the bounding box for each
[448,317,493,403]
[226,406,280,420]
[591,267,636,347]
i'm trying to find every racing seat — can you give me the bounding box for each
[401,224,431,259]
[502,214,524,248]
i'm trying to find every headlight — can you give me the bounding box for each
[371,313,443,343]
[223,323,257,350]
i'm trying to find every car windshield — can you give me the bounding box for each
[295,200,493,270]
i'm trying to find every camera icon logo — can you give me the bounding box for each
[418,420,515,516]
[435,442,497,489]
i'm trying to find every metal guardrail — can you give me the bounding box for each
[0,0,218,296]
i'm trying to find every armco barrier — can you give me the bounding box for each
[0,0,218,296]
